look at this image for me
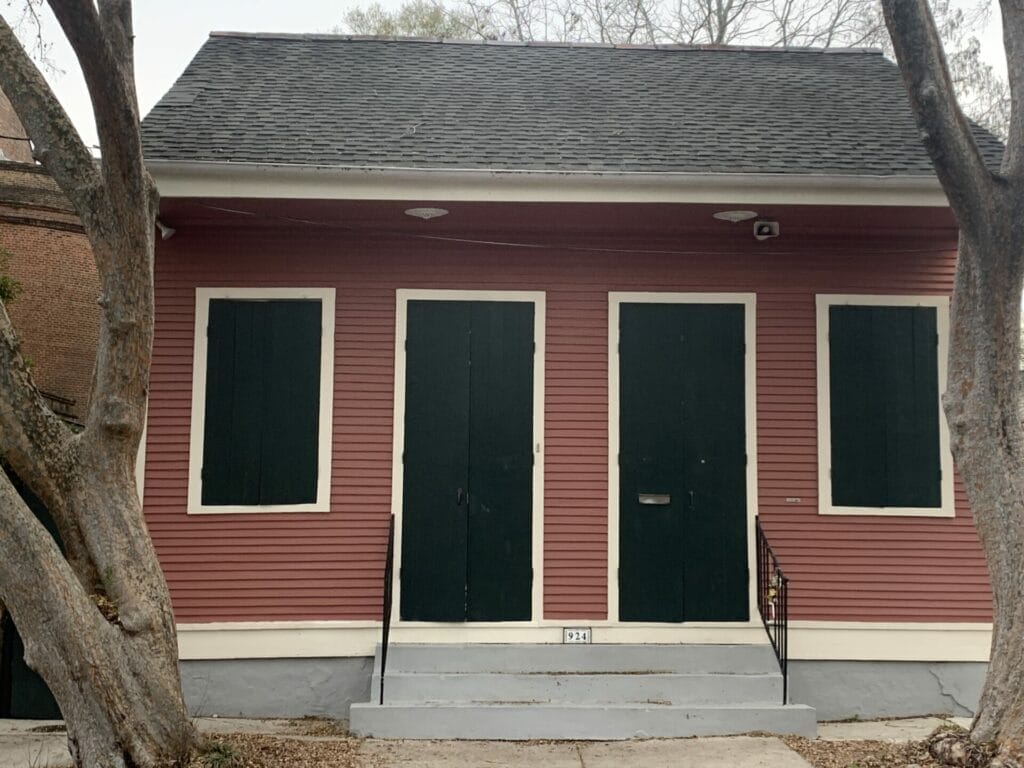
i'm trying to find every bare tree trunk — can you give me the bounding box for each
[884,0,1024,762]
[0,472,193,767]
[0,3,196,765]
[946,235,1024,753]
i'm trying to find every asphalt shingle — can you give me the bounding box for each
[140,33,1005,176]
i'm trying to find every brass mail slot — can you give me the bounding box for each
[638,493,671,505]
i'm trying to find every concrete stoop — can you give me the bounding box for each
[349,643,817,740]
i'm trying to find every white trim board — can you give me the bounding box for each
[136,403,148,504]
[815,294,954,517]
[788,621,991,662]
[187,287,336,514]
[149,161,952,207]
[390,289,546,625]
[607,292,759,624]
[175,620,992,662]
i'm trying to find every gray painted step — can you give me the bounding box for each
[382,643,778,674]
[349,701,817,739]
[354,643,814,740]
[374,671,782,705]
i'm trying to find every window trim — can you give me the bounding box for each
[816,294,954,518]
[187,287,336,515]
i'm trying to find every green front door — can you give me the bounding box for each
[618,303,749,622]
[400,300,534,622]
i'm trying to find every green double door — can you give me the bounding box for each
[618,303,749,623]
[400,300,534,622]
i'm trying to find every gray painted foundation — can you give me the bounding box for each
[789,660,987,721]
[179,657,372,719]
[178,656,987,724]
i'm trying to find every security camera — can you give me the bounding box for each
[753,220,780,241]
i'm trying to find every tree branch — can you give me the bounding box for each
[0,14,102,218]
[0,302,72,494]
[0,302,104,590]
[48,0,149,219]
[43,0,156,452]
[999,0,1024,179]
[882,0,997,235]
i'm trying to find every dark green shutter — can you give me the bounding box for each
[202,299,322,506]
[400,300,534,622]
[400,301,472,621]
[466,302,533,621]
[829,306,941,508]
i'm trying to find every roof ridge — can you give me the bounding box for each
[206,31,883,55]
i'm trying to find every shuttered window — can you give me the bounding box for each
[828,305,942,509]
[200,298,323,506]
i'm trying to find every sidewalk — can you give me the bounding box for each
[0,716,972,768]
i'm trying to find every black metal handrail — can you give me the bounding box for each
[755,518,789,705]
[379,514,396,704]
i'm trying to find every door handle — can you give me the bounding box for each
[456,487,465,506]
[638,493,670,505]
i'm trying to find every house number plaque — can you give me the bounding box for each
[563,627,592,644]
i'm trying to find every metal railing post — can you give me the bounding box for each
[755,518,789,706]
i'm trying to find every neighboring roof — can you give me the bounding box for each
[141,33,1004,177]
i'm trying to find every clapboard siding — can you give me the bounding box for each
[146,224,991,623]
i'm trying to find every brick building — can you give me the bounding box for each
[0,90,32,163]
[0,90,98,421]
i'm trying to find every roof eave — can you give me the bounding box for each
[146,160,951,208]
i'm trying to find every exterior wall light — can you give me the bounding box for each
[712,210,759,223]
[404,207,450,220]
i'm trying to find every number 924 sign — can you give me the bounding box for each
[562,627,592,644]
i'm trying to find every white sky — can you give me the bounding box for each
[10,1,1011,150]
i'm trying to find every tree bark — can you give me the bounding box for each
[884,0,1024,761]
[0,471,193,767]
[947,232,1024,756]
[0,3,196,766]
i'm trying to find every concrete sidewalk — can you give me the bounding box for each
[358,736,811,767]
[0,716,971,768]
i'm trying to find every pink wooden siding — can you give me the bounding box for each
[146,213,991,623]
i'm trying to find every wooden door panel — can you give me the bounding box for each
[619,303,748,623]
[400,301,472,621]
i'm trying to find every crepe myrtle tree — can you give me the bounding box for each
[884,1,1024,765]
[0,2,195,767]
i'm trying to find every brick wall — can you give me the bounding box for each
[0,90,32,163]
[0,162,98,420]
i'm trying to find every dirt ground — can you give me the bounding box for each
[782,735,940,768]
[187,722,946,768]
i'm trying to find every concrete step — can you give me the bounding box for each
[349,701,817,739]
[373,671,783,705]
[381,643,778,674]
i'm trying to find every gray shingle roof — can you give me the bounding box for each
[141,33,1004,176]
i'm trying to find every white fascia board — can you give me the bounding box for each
[148,160,951,208]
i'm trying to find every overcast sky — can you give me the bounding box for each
[10,1,1011,150]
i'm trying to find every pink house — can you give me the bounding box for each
[128,34,1000,736]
